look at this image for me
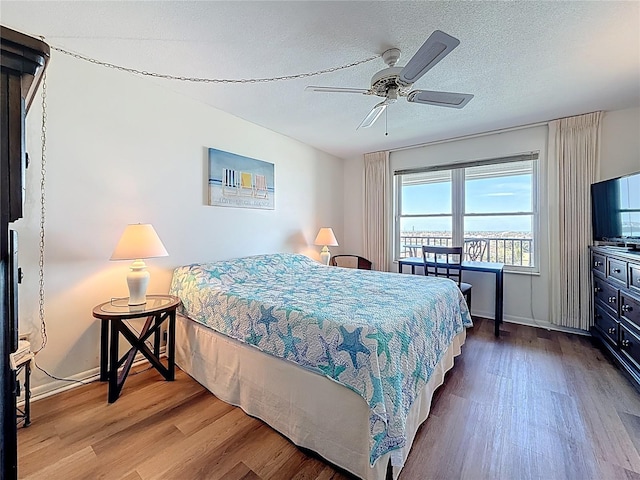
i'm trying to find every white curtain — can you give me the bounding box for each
[363,151,390,271]
[548,111,602,330]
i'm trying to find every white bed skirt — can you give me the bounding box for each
[175,315,466,480]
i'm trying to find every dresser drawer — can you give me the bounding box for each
[630,265,640,296]
[593,276,619,315]
[594,304,619,347]
[620,322,640,371]
[592,252,606,275]
[620,292,640,330]
[608,258,628,286]
[590,247,640,392]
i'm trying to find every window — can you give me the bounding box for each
[394,154,538,271]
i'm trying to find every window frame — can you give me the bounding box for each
[393,153,540,273]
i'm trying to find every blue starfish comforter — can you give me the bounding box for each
[169,253,472,465]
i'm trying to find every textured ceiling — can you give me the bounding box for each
[2,1,639,159]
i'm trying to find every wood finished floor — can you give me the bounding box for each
[18,318,640,480]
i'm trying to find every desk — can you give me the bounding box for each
[398,257,504,337]
[92,295,181,403]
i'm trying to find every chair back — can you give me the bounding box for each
[422,245,463,286]
[464,239,488,261]
[330,255,372,270]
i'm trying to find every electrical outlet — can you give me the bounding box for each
[18,332,31,343]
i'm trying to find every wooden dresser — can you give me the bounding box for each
[591,245,640,390]
[1,26,49,478]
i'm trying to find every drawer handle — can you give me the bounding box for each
[608,296,617,303]
[622,339,631,348]
[622,304,633,313]
[608,327,616,334]
[594,287,602,293]
[594,261,603,267]
[613,268,622,274]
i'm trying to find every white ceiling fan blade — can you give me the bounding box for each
[398,30,460,87]
[407,90,474,109]
[305,85,370,94]
[357,102,387,129]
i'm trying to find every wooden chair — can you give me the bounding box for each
[330,255,372,270]
[422,245,472,309]
[464,239,488,262]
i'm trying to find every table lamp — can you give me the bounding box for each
[314,227,339,265]
[110,224,168,305]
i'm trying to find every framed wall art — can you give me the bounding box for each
[208,147,275,210]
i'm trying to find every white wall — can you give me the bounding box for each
[342,156,365,254]
[16,51,345,396]
[343,107,640,329]
[600,107,640,180]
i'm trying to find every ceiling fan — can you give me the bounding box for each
[306,30,474,129]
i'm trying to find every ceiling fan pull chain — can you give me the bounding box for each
[385,107,388,136]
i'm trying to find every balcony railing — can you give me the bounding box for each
[400,235,534,266]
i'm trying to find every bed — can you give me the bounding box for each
[169,253,472,480]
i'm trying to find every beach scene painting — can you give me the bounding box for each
[208,147,275,210]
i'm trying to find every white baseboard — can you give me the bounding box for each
[471,309,591,337]
[19,348,166,406]
[20,366,102,405]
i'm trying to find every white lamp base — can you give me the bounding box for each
[320,246,331,266]
[127,259,150,305]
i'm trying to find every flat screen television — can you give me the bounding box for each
[591,171,640,247]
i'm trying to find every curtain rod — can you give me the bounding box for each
[390,121,549,153]
[363,120,549,156]
[376,109,604,155]
[394,151,540,176]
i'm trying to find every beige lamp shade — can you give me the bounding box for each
[314,227,339,247]
[110,224,169,260]
[110,224,168,306]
